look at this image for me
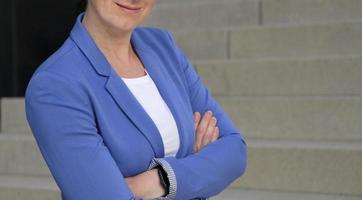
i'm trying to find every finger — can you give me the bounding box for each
[197,110,213,136]
[194,112,200,132]
[195,110,213,150]
[201,116,217,147]
[193,112,201,153]
[211,126,219,142]
[192,146,197,153]
[194,126,203,152]
[199,110,213,130]
[201,126,215,147]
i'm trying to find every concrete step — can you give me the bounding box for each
[145,0,362,31]
[142,0,259,31]
[0,134,51,176]
[262,0,362,26]
[146,0,362,31]
[212,188,362,200]
[194,55,362,96]
[1,97,30,134]
[171,21,362,60]
[232,139,362,196]
[0,174,360,200]
[0,174,59,200]
[216,96,362,141]
[3,94,362,142]
[1,175,360,200]
[0,133,361,196]
[230,21,362,59]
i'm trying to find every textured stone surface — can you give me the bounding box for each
[172,30,228,60]
[216,97,362,141]
[1,97,30,134]
[232,139,362,196]
[230,22,362,59]
[1,138,361,197]
[1,175,360,200]
[0,134,51,176]
[263,0,362,25]
[0,175,59,200]
[212,188,362,200]
[143,0,258,31]
[194,56,362,96]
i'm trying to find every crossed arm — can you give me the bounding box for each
[25,30,247,200]
[125,111,220,199]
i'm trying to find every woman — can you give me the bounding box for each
[25,0,248,199]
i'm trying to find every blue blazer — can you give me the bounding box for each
[25,13,247,200]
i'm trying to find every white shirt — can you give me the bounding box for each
[120,69,180,157]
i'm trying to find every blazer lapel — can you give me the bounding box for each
[132,48,193,159]
[69,13,192,159]
[105,69,167,158]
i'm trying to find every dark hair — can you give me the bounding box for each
[76,0,87,14]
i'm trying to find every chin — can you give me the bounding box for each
[111,20,140,32]
[85,0,152,33]
[113,11,147,28]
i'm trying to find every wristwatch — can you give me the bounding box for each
[156,165,170,197]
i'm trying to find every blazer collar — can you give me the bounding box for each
[69,13,190,159]
[69,13,148,77]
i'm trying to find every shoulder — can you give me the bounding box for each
[32,35,91,81]
[25,38,86,99]
[28,37,87,83]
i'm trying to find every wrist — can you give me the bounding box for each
[128,170,160,198]
[125,168,169,199]
[156,165,169,197]
[148,168,167,198]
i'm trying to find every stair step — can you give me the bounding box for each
[1,97,30,134]
[0,133,361,195]
[232,139,362,196]
[194,55,362,96]
[216,96,362,141]
[0,174,57,190]
[145,0,362,31]
[142,0,259,31]
[230,22,362,59]
[0,174,59,200]
[1,175,360,200]
[170,22,362,60]
[213,188,362,200]
[0,134,51,176]
[262,0,362,25]
[3,95,362,141]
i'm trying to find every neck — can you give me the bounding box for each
[82,10,135,65]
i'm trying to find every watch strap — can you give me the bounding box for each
[156,165,170,197]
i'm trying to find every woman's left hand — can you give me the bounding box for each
[192,111,220,153]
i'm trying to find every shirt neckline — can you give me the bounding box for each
[120,68,151,84]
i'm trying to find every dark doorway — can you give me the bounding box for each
[0,0,81,97]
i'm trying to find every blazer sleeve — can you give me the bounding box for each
[147,31,248,200]
[25,70,143,200]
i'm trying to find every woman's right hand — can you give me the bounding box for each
[192,110,219,153]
